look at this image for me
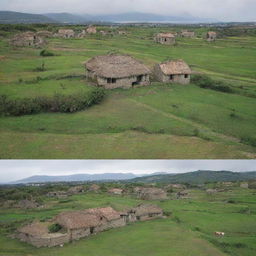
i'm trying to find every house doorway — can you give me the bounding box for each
[132,75,143,87]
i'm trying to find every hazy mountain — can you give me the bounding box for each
[0,11,218,24]
[12,173,139,183]
[0,11,57,24]
[129,170,256,184]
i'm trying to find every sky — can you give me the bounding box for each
[0,160,255,183]
[0,0,256,21]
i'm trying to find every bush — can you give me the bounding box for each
[240,136,256,147]
[40,49,55,57]
[0,88,105,116]
[191,74,233,93]
[48,223,62,233]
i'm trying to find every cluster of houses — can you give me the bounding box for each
[84,54,192,89]
[16,204,163,247]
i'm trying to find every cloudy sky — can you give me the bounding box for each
[0,0,255,21]
[0,160,255,183]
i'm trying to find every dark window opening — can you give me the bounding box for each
[136,216,141,221]
[170,75,174,80]
[164,38,167,42]
[132,75,144,87]
[107,78,116,84]
[90,227,94,234]
[184,74,189,78]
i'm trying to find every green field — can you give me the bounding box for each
[0,26,256,158]
[0,185,256,256]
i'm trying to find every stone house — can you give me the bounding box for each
[56,29,75,38]
[36,31,53,38]
[47,191,68,199]
[206,31,217,42]
[67,186,85,195]
[108,188,123,195]
[180,30,195,38]
[88,184,100,192]
[17,221,69,248]
[154,59,192,85]
[154,33,175,45]
[240,183,249,188]
[166,184,186,189]
[86,25,97,34]
[125,204,163,222]
[176,190,189,199]
[10,32,45,47]
[137,187,168,200]
[84,54,151,89]
[16,199,40,209]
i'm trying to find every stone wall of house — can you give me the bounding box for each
[94,218,126,233]
[154,65,190,85]
[17,233,70,248]
[155,37,175,45]
[70,228,90,240]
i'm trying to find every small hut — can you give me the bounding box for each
[57,29,75,38]
[10,32,45,47]
[86,25,97,34]
[137,187,168,200]
[67,186,84,195]
[154,59,192,85]
[180,30,195,38]
[155,33,175,45]
[84,54,151,89]
[206,31,217,42]
[108,188,123,195]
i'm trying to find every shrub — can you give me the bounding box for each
[40,49,55,57]
[0,88,105,116]
[48,223,62,233]
[240,136,256,147]
[191,74,233,93]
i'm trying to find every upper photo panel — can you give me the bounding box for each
[0,0,255,159]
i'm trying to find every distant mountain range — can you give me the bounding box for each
[0,11,219,24]
[9,170,256,184]
[130,170,256,184]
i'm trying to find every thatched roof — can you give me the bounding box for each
[58,29,74,34]
[17,199,39,209]
[207,31,217,36]
[157,59,191,75]
[108,188,123,194]
[55,211,101,229]
[131,204,163,216]
[85,207,121,221]
[140,187,166,195]
[18,222,49,236]
[67,186,84,194]
[84,54,151,78]
[89,184,100,191]
[156,33,175,38]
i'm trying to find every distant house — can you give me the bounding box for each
[154,33,175,45]
[137,187,168,200]
[176,190,189,199]
[180,30,195,38]
[67,186,85,195]
[57,29,75,38]
[240,183,249,188]
[89,184,100,192]
[206,31,217,42]
[16,199,40,209]
[10,32,45,47]
[154,59,192,85]
[36,31,53,38]
[125,204,163,222]
[47,191,68,199]
[108,188,123,195]
[84,54,151,89]
[86,25,97,34]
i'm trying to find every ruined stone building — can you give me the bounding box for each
[108,188,123,195]
[10,32,45,47]
[56,29,75,38]
[154,33,175,45]
[137,187,168,200]
[67,186,85,195]
[206,31,217,42]
[180,30,195,38]
[154,59,192,85]
[84,54,151,89]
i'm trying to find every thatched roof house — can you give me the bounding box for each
[181,30,195,38]
[108,188,123,195]
[155,33,175,45]
[137,187,168,200]
[36,31,53,38]
[47,191,68,198]
[67,186,84,195]
[206,31,217,41]
[10,32,45,47]
[84,54,151,89]
[16,199,40,209]
[126,204,163,222]
[56,29,75,38]
[86,25,97,34]
[154,59,192,85]
[89,184,100,192]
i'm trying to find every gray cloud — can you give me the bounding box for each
[0,0,255,21]
[0,160,255,183]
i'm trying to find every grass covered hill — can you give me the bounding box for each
[130,170,256,184]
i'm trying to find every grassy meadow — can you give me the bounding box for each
[0,185,256,256]
[0,25,256,158]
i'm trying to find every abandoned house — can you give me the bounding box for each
[86,25,97,34]
[137,187,168,200]
[206,31,217,42]
[154,59,192,85]
[10,32,45,47]
[108,188,123,195]
[154,33,175,45]
[125,204,163,222]
[56,29,75,38]
[84,54,151,89]
[180,30,195,38]
[67,186,85,195]
[17,205,163,247]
